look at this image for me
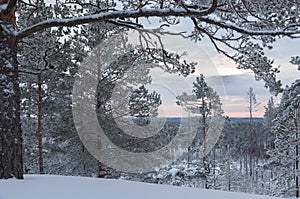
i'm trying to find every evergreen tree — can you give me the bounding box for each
[1,0,300,179]
[246,87,259,178]
[129,85,162,126]
[176,74,223,188]
[267,80,300,197]
[264,97,277,150]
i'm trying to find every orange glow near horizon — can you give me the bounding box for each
[158,104,265,118]
[224,111,264,118]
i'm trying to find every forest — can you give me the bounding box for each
[1,0,300,198]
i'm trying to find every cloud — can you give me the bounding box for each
[219,73,268,96]
[145,68,271,117]
[127,30,300,117]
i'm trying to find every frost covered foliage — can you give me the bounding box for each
[118,119,269,194]
[291,56,300,71]
[152,162,207,188]
[17,2,108,176]
[129,85,162,126]
[266,80,300,198]
[12,0,300,95]
[2,0,300,183]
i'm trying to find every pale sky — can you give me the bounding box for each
[38,3,300,117]
[127,18,300,118]
[128,30,300,118]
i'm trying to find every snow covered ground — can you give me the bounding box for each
[0,175,279,199]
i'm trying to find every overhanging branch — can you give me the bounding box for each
[17,6,300,40]
[16,8,210,39]
[197,16,300,37]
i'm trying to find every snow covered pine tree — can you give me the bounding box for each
[1,0,300,179]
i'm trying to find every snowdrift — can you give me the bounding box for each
[0,175,278,199]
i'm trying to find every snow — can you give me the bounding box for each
[3,88,14,96]
[4,60,13,69]
[0,4,7,11]
[17,6,300,40]
[0,175,279,199]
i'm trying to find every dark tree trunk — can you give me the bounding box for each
[0,22,24,179]
[295,113,299,198]
[201,98,209,189]
[37,73,44,174]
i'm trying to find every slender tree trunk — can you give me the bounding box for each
[0,22,24,179]
[255,157,258,184]
[37,73,44,174]
[213,148,216,188]
[27,81,32,129]
[295,112,299,198]
[201,98,208,189]
[249,98,253,178]
[249,151,253,177]
[202,111,207,170]
[187,146,191,168]
[239,155,242,173]
[81,144,87,175]
[296,146,299,198]
[227,158,231,191]
[245,154,248,176]
[24,81,32,174]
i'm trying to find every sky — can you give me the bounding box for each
[40,2,300,118]
[127,30,300,118]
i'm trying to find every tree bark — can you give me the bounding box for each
[0,22,24,179]
[295,111,299,198]
[202,97,208,189]
[37,73,44,174]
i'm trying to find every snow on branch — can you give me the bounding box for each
[17,6,300,40]
[16,7,211,39]
[198,16,300,37]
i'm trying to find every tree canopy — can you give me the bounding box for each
[1,0,300,179]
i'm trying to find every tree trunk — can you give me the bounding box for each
[213,148,216,188]
[202,111,207,171]
[81,144,87,175]
[37,73,44,174]
[249,150,253,177]
[187,146,191,168]
[202,98,208,189]
[245,154,248,176]
[227,158,231,191]
[296,147,299,198]
[0,22,24,179]
[295,112,299,198]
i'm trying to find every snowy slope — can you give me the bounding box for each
[0,175,278,199]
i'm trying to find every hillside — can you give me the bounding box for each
[0,175,278,199]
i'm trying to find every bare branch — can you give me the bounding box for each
[191,17,234,60]
[19,69,41,75]
[108,19,143,29]
[19,0,36,8]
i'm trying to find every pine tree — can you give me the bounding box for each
[246,87,259,179]
[129,85,162,126]
[264,97,277,150]
[176,74,223,188]
[1,0,300,179]
[267,80,300,197]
